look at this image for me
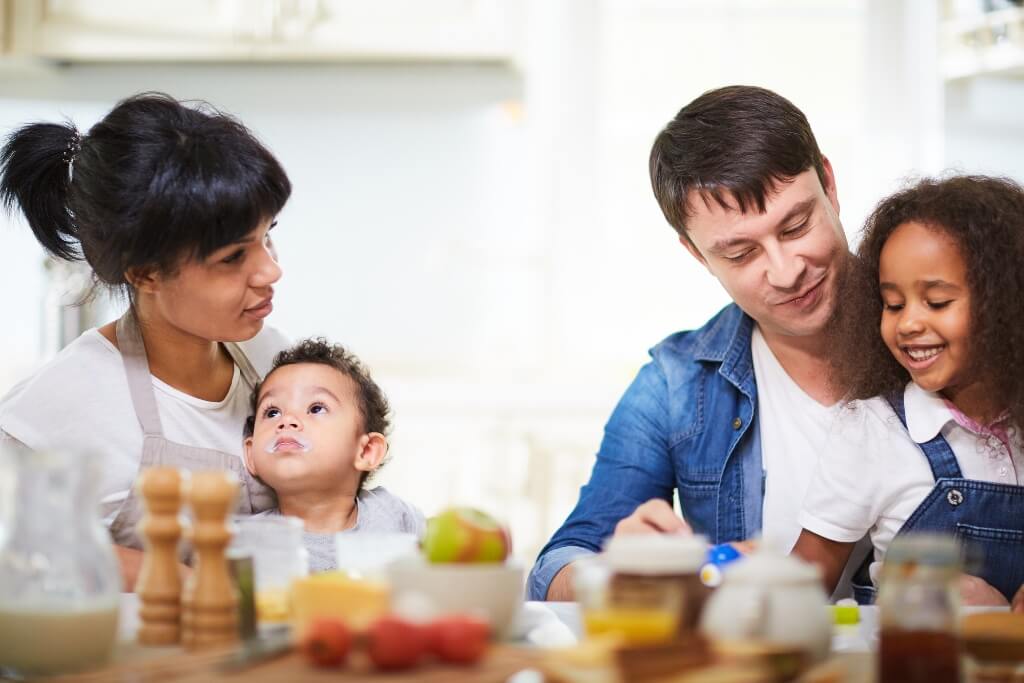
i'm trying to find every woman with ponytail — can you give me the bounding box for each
[0,93,292,588]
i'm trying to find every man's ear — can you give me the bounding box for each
[821,156,840,216]
[679,234,708,268]
[242,436,258,477]
[353,433,388,473]
[125,266,161,295]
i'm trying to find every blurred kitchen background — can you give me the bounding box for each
[1,0,1022,565]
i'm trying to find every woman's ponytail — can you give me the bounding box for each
[0,122,81,261]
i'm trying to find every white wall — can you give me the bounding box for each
[1,0,962,563]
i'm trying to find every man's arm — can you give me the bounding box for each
[542,500,694,600]
[791,528,855,593]
[527,363,677,601]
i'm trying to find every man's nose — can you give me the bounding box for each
[765,246,806,291]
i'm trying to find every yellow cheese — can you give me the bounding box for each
[289,572,391,636]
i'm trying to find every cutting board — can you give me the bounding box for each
[54,644,541,682]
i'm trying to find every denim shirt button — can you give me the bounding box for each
[947,489,964,507]
[732,417,742,430]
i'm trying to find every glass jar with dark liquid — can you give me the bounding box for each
[877,534,962,683]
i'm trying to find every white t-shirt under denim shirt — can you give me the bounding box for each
[261,486,427,572]
[0,325,290,525]
[751,326,841,553]
[799,381,1024,587]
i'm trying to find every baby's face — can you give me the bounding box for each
[244,363,370,495]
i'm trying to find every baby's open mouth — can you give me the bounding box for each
[268,434,312,454]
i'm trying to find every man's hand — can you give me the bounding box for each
[613,499,692,536]
[960,574,1009,607]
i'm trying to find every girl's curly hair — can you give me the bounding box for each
[828,175,1024,430]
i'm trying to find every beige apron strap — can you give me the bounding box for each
[223,342,261,388]
[115,311,164,438]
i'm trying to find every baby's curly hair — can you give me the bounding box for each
[828,175,1024,429]
[245,338,392,488]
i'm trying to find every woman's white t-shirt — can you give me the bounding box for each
[0,325,290,524]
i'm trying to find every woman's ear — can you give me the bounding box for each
[353,433,388,473]
[124,266,160,295]
[242,436,258,477]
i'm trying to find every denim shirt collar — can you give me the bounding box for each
[692,304,756,399]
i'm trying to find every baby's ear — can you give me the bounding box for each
[242,436,258,476]
[354,433,388,473]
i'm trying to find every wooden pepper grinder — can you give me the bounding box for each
[135,467,185,645]
[181,470,240,650]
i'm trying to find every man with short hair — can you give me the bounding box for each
[529,85,854,601]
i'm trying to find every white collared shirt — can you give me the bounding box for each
[799,381,1023,585]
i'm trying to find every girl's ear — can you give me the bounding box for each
[242,436,258,476]
[353,433,388,473]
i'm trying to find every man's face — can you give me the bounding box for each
[681,164,848,341]
[244,363,371,496]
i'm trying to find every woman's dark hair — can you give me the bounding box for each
[829,175,1024,430]
[244,338,392,490]
[1,92,291,292]
[650,85,826,241]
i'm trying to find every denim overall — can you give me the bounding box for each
[852,391,1024,603]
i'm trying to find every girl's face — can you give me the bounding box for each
[143,217,282,342]
[879,221,973,395]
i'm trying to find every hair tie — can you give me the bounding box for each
[63,130,81,180]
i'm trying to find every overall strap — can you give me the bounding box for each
[885,389,963,481]
[116,310,164,438]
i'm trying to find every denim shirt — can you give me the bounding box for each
[527,304,764,600]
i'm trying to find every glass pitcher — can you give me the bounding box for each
[0,443,121,677]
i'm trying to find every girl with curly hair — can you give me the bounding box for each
[792,175,1024,609]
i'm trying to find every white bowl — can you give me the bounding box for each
[385,558,525,637]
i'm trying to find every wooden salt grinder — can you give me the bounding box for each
[135,467,185,645]
[181,471,240,650]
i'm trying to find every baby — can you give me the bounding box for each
[243,338,425,571]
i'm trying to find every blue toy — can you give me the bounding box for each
[699,543,743,587]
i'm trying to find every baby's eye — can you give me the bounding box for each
[883,303,904,312]
[309,402,327,415]
[928,300,952,310]
[263,406,281,419]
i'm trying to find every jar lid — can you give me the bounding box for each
[601,534,707,573]
[883,533,960,568]
[722,551,822,585]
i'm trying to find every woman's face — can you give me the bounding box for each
[144,216,282,342]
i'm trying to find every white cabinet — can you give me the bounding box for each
[941,4,1024,80]
[8,0,522,63]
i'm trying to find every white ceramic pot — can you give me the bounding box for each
[699,552,831,662]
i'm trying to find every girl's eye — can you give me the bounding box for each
[309,403,327,415]
[263,407,280,419]
[928,300,952,310]
[883,303,904,312]
[222,249,245,264]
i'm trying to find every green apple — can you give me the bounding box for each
[422,507,511,563]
